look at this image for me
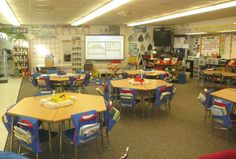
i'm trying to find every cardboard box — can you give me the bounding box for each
[45,57,54,67]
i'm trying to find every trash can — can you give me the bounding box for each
[178,73,186,84]
[185,72,191,82]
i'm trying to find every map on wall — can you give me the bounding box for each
[201,36,220,56]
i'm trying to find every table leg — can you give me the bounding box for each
[99,113,104,154]
[10,115,14,152]
[48,122,52,159]
[142,91,145,119]
[59,122,63,159]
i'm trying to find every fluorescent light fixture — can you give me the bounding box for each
[71,0,130,26]
[218,30,236,33]
[128,1,236,26]
[0,0,20,26]
[186,32,207,35]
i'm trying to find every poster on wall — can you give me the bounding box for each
[62,39,72,63]
[128,43,138,56]
[201,36,220,56]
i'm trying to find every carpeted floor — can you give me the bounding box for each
[5,78,236,159]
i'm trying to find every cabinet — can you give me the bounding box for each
[13,40,29,76]
[71,36,84,71]
[0,49,13,77]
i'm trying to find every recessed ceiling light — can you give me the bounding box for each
[0,0,20,26]
[186,32,207,35]
[71,0,130,26]
[218,30,236,33]
[128,1,236,26]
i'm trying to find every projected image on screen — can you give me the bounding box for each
[86,35,124,60]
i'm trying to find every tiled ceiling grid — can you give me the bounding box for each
[0,0,235,25]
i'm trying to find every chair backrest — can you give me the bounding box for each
[213,98,232,113]
[71,110,100,145]
[0,151,29,159]
[30,72,40,87]
[82,73,91,86]
[46,69,58,74]
[166,84,176,101]
[37,76,51,91]
[14,117,41,153]
[203,89,214,108]
[103,100,120,131]
[212,73,223,80]
[119,88,136,107]
[154,86,171,107]
[210,105,232,128]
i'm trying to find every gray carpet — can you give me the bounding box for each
[5,78,236,159]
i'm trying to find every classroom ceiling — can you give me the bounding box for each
[0,0,236,26]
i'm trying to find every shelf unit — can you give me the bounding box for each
[154,63,180,81]
[193,58,200,79]
[0,49,13,78]
[71,36,84,71]
[13,40,29,76]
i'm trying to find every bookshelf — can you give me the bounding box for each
[13,40,29,76]
[71,36,84,71]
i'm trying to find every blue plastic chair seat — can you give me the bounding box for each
[0,151,29,159]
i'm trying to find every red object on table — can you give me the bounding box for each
[198,150,236,159]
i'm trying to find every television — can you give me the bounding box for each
[153,27,172,46]
[85,35,124,60]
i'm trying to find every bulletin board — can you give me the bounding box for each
[231,34,236,59]
[201,36,220,56]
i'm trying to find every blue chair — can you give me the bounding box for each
[73,73,91,94]
[46,69,58,74]
[119,88,139,120]
[166,84,176,113]
[210,105,236,140]
[103,101,120,149]
[0,151,29,159]
[30,72,40,87]
[64,110,100,159]
[146,86,171,119]
[13,116,57,159]
[37,76,52,93]
[197,89,214,122]
[213,98,233,113]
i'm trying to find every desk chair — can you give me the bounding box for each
[108,60,121,78]
[96,88,120,149]
[145,86,171,119]
[37,76,52,93]
[73,73,91,94]
[166,84,176,113]
[30,72,40,87]
[119,88,139,120]
[210,105,236,140]
[197,89,214,122]
[212,73,226,88]
[64,110,100,159]
[46,69,58,74]
[13,116,57,159]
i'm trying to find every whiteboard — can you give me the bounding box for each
[85,35,124,60]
